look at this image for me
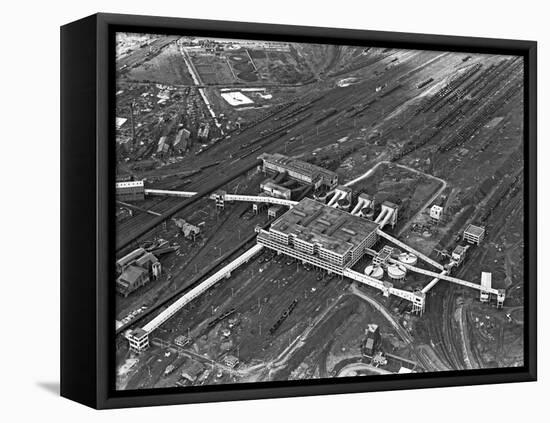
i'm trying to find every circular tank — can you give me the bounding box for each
[371,266,384,279]
[337,198,351,211]
[364,265,374,276]
[398,253,418,266]
[387,264,407,280]
[314,190,330,203]
[364,265,384,279]
[365,264,384,279]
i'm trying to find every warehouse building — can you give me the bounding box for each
[257,198,378,273]
[258,153,338,189]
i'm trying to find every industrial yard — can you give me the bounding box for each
[114,33,525,390]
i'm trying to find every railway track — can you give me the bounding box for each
[393,58,523,161]
[432,177,523,370]
[425,286,459,369]
[116,156,261,251]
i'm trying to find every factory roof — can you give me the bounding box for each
[259,153,337,182]
[117,247,146,267]
[223,355,240,368]
[270,198,378,256]
[481,272,492,289]
[453,245,468,255]
[464,224,485,237]
[115,117,128,129]
[130,328,148,338]
[261,180,292,193]
[173,128,190,148]
[135,252,159,267]
[180,359,205,382]
[118,265,148,284]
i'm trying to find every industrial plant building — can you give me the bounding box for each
[259,153,339,189]
[257,197,378,273]
[173,218,201,240]
[115,180,145,201]
[463,224,486,245]
[116,248,161,297]
[173,128,191,152]
[361,323,382,357]
[260,178,292,200]
[430,204,443,222]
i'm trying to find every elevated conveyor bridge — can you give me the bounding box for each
[141,244,263,334]
[377,229,445,271]
[145,189,298,207]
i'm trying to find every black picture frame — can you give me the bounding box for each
[61,12,537,409]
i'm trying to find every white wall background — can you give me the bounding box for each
[0,0,546,420]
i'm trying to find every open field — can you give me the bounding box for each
[124,43,195,85]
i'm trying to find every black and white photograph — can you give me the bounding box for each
[2,0,546,418]
[114,32,526,390]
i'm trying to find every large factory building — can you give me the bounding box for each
[257,198,378,273]
[258,153,339,189]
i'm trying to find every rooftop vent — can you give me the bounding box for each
[341,228,357,235]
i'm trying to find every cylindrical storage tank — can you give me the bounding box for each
[371,266,384,279]
[364,265,374,276]
[365,209,375,220]
[314,190,330,203]
[337,198,351,211]
[398,253,418,266]
[387,264,406,280]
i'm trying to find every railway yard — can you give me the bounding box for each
[114,33,525,390]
